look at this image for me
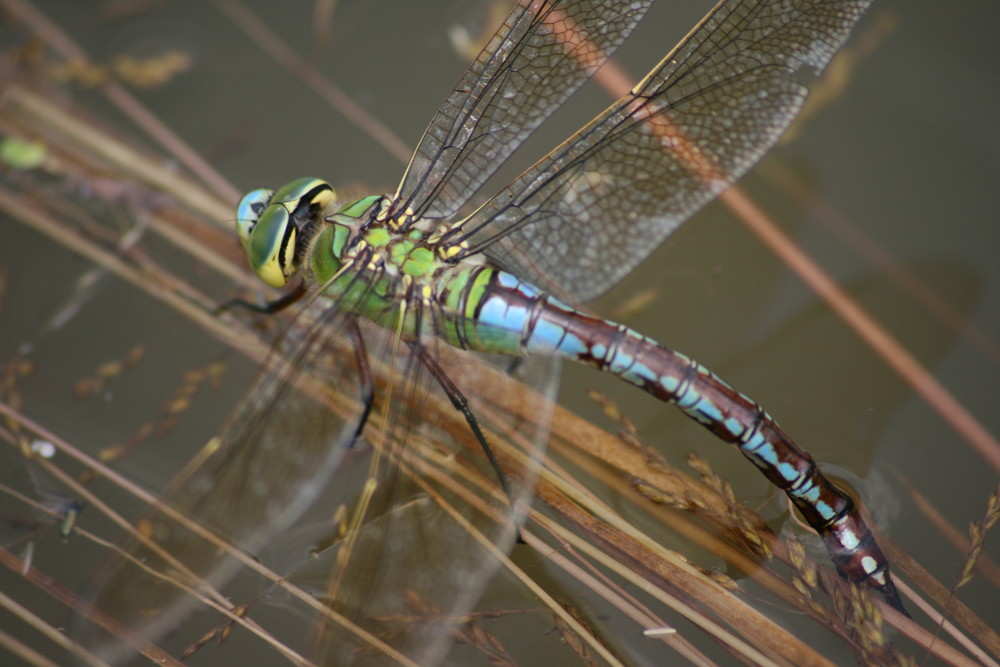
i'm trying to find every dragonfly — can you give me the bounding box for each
[87,0,905,664]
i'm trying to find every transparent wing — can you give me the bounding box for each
[311,330,559,666]
[80,293,558,666]
[80,296,365,662]
[390,0,653,223]
[450,0,873,303]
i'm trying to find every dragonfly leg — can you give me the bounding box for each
[347,319,375,444]
[214,280,307,315]
[409,342,518,511]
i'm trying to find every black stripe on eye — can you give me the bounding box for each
[298,183,334,217]
[278,217,297,275]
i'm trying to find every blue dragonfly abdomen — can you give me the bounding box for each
[467,266,903,610]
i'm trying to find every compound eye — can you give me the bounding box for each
[272,178,337,222]
[235,188,274,250]
[246,204,297,288]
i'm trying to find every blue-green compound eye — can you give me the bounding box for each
[235,188,274,251]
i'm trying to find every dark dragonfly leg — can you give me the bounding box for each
[222,287,375,445]
[215,280,308,315]
[409,342,519,509]
[482,272,907,614]
[347,320,375,444]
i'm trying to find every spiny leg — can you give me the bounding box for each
[408,342,518,510]
[218,283,375,444]
[345,319,375,445]
[215,281,308,315]
[319,320,389,619]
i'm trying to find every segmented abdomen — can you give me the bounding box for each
[470,268,903,610]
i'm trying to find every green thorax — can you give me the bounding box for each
[306,194,493,347]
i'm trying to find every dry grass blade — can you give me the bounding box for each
[957,486,1000,590]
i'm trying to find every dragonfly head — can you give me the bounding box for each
[235,178,337,287]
